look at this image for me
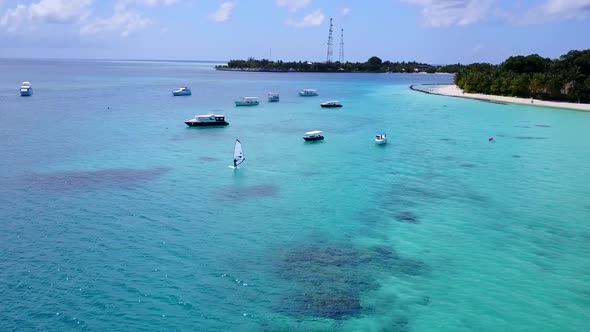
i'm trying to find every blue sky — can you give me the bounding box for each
[0,0,589,64]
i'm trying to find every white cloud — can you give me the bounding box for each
[403,0,590,27]
[340,7,351,17]
[286,9,324,28]
[496,0,590,25]
[402,0,494,27]
[29,0,93,23]
[80,7,151,37]
[0,0,92,32]
[541,0,590,15]
[0,0,157,37]
[117,0,179,9]
[0,5,28,32]
[209,1,235,23]
[276,0,312,12]
[527,0,590,21]
[129,0,178,6]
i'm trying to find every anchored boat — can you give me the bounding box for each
[320,101,342,108]
[268,92,280,102]
[20,82,33,96]
[303,130,324,142]
[299,89,318,97]
[235,97,260,106]
[172,87,191,96]
[375,132,387,145]
[184,114,229,127]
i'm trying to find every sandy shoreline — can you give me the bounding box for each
[411,84,590,112]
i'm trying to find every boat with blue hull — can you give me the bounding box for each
[20,82,33,96]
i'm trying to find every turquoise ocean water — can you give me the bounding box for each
[1,59,589,331]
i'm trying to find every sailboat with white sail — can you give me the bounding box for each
[230,139,245,169]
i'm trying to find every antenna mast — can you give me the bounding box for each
[326,18,333,63]
[338,28,344,63]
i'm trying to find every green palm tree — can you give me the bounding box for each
[530,73,546,98]
[582,76,590,103]
[566,66,585,102]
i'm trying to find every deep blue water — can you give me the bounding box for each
[1,59,589,331]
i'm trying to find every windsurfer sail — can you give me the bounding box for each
[232,139,245,168]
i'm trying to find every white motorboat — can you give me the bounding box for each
[185,114,229,127]
[268,92,279,102]
[299,89,318,97]
[20,82,33,96]
[375,132,387,145]
[172,87,191,96]
[320,101,342,108]
[303,130,324,142]
[235,97,259,106]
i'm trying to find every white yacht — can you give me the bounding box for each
[235,97,260,106]
[20,82,33,96]
[185,114,229,127]
[299,89,318,97]
[172,87,191,96]
[268,92,280,102]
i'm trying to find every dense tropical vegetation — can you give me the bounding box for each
[216,57,463,74]
[455,50,590,103]
[218,50,590,103]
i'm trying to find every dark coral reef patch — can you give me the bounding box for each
[274,242,428,320]
[24,167,170,191]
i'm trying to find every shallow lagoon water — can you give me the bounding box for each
[1,59,589,331]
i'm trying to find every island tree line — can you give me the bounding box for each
[455,50,590,103]
[218,50,590,103]
[216,57,463,74]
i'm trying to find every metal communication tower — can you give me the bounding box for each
[338,28,344,63]
[326,18,333,63]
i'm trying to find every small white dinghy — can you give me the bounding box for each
[230,139,245,169]
[375,132,387,145]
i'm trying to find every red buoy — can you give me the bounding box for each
[489,137,494,141]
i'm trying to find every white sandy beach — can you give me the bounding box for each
[415,84,590,112]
